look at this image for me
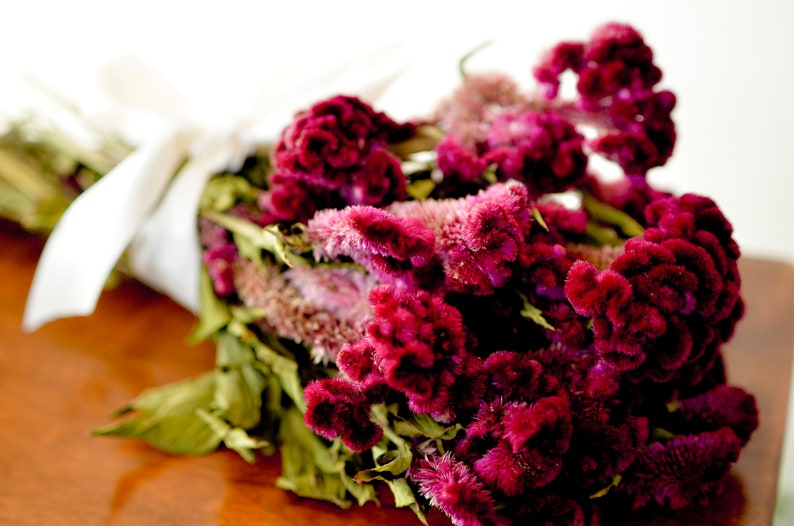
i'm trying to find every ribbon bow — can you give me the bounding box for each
[22,47,410,331]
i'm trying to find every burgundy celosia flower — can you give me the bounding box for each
[483,351,559,402]
[671,385,758,445]
[202,243,238,297]
[436,135,489,183]
[458,395,574,495]
[388,181,532,295]
[260,95,412,223]
[619,427,742,510]
[482,110,588,195]
[335,337,383,385]
[303,376,386,452]
[565,194,743,381]
[306,205,437,285]
[411,453,509,526]
[366,284,484,421]
[533,23,676,176]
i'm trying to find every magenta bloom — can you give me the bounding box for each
[388,181,533,295]
[260,95,413,223]
[672,385,758,445]
[411,454,508,526]
[365,285,484,421]
[303,377,386,452]
[202,242,238,297]
[619,427,742,509]
[306,205,437,285]
[458,395,574,496]
[565,193,742,382]
[482,110,588,195]
[533,23,676,176]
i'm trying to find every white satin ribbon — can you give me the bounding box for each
[22,46,411,332]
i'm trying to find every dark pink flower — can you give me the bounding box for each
[672,385,758,445]
[303,376,386,452]
[202,243,238,297]
[306,205,437,284]
[411,454,509,526]
[619,427,742,510]
[260,95,413,223]
[366,285,484,421]
[532,23,676,176]
[388,181,532,295]
[459,396,574,495]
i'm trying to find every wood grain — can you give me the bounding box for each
[1,220,792,525]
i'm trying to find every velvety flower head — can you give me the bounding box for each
[458,395,574,496]
[671,385,759,445]
[433,72,531,146]
[411,453,509,526]
[388,181,533,295]
[565,192,743,381]
[365,284,484,421]
[234,259,367,364]
[533,23,676,176]
[619,427,742,510]
[202,242,238,297]
[303,376,387,452]
[514,493,593,526]
[306,205,437,285]
[482,110,588,195]
[260,95,412,223]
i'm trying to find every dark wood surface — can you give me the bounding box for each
[1,220,792,525]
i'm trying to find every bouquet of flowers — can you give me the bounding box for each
[2,23,758,525]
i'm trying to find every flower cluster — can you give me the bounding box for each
[533,22,677,176]
[65,22,754,526]
[259,95,415,223]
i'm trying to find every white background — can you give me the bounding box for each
[2,0,793,521]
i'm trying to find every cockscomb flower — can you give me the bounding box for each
[565,192,743,381]
[303,376,387,452]
[306,205,437,286]
[432,72,531,146]
[233,259,368,363]
[618,427,742,510]
[388,180,532,295]
[260,95,413,223]
[457,395,574,495]
[411,453,509,526]
[533,22,676,176]
[365,284,485,421]
[669,385,758,445]
[482,110,588,195]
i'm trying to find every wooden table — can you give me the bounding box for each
[1,220,792,525]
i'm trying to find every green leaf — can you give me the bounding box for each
[201,210,308,268]
[582,192,645,238]
[196,409,270,463]
[406,179,436,200]
[517,291,556,331]
[188,268,232,344]
[275,408,376,509]
[93,372,221,455]
[247,336,306,413]
[531,207,550,231]
[589,474,622,499]
[393,413,462,440]
[214,332,267,429]
[199,174,256,213]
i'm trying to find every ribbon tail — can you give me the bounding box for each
[22,129,191,332]
[126,140,244,314]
